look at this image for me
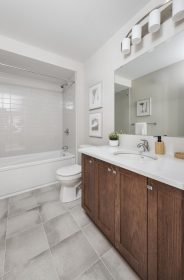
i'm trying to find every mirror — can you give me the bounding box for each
[114,31,184,137]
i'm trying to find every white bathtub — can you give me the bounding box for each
[0,150,75,199]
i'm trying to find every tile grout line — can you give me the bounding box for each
[2,187,115,280]
[81,227,116,280]
[40,197,99,280]
[3,186,61,278]
[72,258,100,280]
[2,198,10,278]
[4,210,42,240]
[35,196,62,280]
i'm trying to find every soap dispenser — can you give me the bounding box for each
[154,136,165,155]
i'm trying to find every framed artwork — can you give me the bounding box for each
[89,83,102,110]
[137,98,151,116]
[89,112,102,138]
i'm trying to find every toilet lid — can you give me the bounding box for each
[56,164,81,176]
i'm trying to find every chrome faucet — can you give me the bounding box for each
[137,139,150,152]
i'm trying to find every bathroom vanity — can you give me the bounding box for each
[80,147,184,280]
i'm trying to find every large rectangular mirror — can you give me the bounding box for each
[114,31,184,137]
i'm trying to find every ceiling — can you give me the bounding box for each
[0,0,148,62]
[116,30,184,80]
[115,83,128,93]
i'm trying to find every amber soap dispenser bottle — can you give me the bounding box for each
[155,136,165,155]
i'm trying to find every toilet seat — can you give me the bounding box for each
[56,164,81,177]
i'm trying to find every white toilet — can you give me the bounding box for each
[56,164,81,203]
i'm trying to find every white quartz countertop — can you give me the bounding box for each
[79,146,184,190]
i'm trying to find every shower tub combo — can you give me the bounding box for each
[0,150,75,199]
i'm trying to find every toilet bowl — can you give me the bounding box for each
[56,164,81,203]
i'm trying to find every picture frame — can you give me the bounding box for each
[137,98,151,116]
[89,112,102,138]
[89,82,102,110]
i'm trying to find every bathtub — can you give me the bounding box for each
[0,150,75,199]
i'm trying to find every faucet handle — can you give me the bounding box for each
[62,145,68,152]
[141,139,150,151]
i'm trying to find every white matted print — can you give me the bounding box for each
[89,112,102,138]
[137,98,151,116]
[89,83,102,110]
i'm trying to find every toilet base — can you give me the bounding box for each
[60,182,81,203]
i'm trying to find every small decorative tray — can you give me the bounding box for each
[175,152,184,160]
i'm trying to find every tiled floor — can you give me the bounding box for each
[0,183,140,280]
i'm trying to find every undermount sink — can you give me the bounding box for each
[113,151,158,161]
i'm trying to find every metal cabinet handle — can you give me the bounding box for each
[108,168,111,172]
[147,185,153,191]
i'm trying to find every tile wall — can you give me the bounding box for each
[0,74,64,157]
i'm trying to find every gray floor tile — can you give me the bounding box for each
[76,260,113,280]
[3,250,59,280]
[0,218,7,277]
[51,230,98,280]
[39,201,66,223]
[5,224,49,273]
[63,198,81,210]
[0,240,5,277]
[102,248,140,280]
[44,213,79,247]
[0,199,8,220]
[9,192,33,204]
[6,210,41,238]
[0,218,7,241]
[82,223,111,257]
[69,204,91,228]
[8,196,38,217]
[33,189,60,205]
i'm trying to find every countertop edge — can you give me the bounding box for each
[79,148,184,191]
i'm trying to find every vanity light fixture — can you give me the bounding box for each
[172,0,184,22]
[132,24,142,45]
[149,9,161,33]
[121,0,184,56]
[121,37,131,54]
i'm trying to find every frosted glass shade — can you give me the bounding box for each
[122,38,130,54]
[149,9,161,33]
[173,0,184,22]
[132,24,142,45]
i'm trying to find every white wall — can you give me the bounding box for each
[85,0,184,146]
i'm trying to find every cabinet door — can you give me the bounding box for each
[96,160,116,243]
[82,155,97,219]
[115,168,148,280]
[148,179,184,280]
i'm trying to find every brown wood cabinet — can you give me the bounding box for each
[82,154,184,280]
[95,160,117,243]
[82,155,96,219]
[148,179,184,280]
[115,168,148,280]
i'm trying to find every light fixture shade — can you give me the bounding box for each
[122,38,130,54]
[173,0,184,22]
[132,24,142,45]
[149,9,161,33]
